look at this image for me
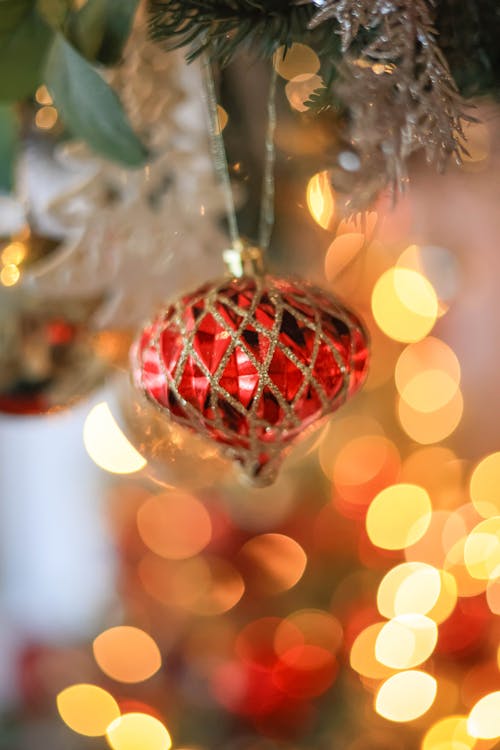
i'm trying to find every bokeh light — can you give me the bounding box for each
[35,84,53,105]
[138,554,196,608]
[324,233,365,281]
[333,434,401,519]
[211,655,307,719]
[400,372,458,416]
[377,562,441,619]
[306,171,336,230]
[0,263,20,286]
[83,402,147,474]
[426,571,458,624]
[350,623,397,680]
[137,491,212,559]
[337,211,378,241]
[375,615,437,669]
[470,453,500,519]
[273,643,338,699]
[444,537,489,598]
[397,388,464,445]
[400,447,459,506]
[93,626,162,684]
[35,105,58,130]
[463,517,500,580]
[216,105,228,133]
[273,43,320,80]
[467,692,500,739]
[371,268,438,343]
[106,713,172,750]
[395,338,461,413]
[396,244,461,309]
[285,74,323,112]
[462,661,500,712]
[139,554,244,615]
[179,556,245,615]
[237,533,307,595]
[486,576,500,615]
[236,617,284,666]
[319,415,384,481]
[375,671,437,722]
[405,510,458,568]
[224,612,340,703]
[366,484,432,550]
[422,715,476,750]
[2,241,26,265]
[274,610,343,658]
[57,684,120,737]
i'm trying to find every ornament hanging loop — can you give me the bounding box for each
[202,52,278,270]
[201,53,241,254]
[223,243,266,278]
[258,65,278,253]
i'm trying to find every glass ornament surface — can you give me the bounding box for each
[0,295,109,416]
[132,275,369,485]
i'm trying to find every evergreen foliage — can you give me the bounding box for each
[148,0,500,100]
[1,0,500,193]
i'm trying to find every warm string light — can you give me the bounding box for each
[306,171,336,230]
[273,43,320,82]
[93,626,162,684]
[83,402,147,474]
[0,238,28,287]
[57,625,172,746]
[300,170,500,742]
[34,85,58,131]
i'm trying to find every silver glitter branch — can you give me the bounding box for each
[305,0,469,202]
[307,0,379,48]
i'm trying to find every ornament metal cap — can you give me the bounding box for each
[223,243,266,279]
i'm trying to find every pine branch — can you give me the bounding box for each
[145,0,500,207]
[435,0,500,99]
[148,0,319,63]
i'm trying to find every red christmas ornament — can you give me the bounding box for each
[132,267,369,485]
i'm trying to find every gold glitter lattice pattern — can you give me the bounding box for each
[132,274,369,485]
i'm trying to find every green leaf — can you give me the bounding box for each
[45,33,149,167]
[66,0,107,60]
[0,0,33,36]
[0,104,18,192]
[36,0,70,29]
[95,0,139,65]
[0,8,53,101]
[65,0,138,64]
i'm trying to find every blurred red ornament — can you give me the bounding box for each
[0,295,107,415]
[132,274,369,485]
[0,392,50,415]
[45,319,77,347]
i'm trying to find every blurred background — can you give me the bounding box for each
[0,16,500,750]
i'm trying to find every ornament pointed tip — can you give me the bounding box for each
[235,454,283,489]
